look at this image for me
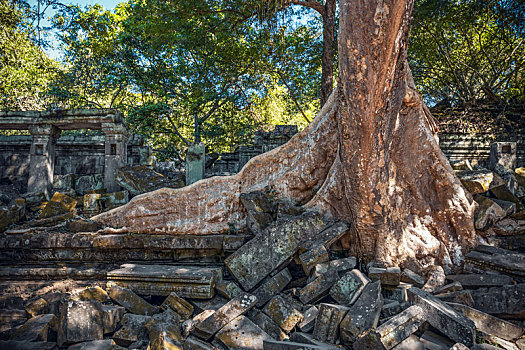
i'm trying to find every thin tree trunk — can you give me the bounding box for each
[94,0,476,273]
[320,0,336,107]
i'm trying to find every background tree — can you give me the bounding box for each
[409,0,525,107]
[254,0,337,107]
[0,0,58,110]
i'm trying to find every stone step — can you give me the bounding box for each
[0,231,252,263]
[0,264,114,281]
[107,264,223,299]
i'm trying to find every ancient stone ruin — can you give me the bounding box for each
[0,106,524,349]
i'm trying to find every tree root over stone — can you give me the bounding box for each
[93,0,478,274]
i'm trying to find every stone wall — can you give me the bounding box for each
[0,134,148,193]
[206,125,298,177]
[439,132,525,167]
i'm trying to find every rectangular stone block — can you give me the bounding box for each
[340,281,383,344]
[263,295,303,333]
[102,305,125,334]
[161,292,194,320]
[446,273,513,288]
[353,305,425,350]
[419,330,455,350]
[107,264,221,298]
[299,269,339,304]
[248,309,287,341]
[215,280,244,300]
[288,333,339,349]
[407,287,475,347]
[329,269,370,306]
[435,290,474,307]
[313,303,349,343]
[400,269,425,288]
[184,336,215,350]
[470,283,525,318]
[193,293,257,340]
[263,340,333,350]
[298,245,329,275]
[10,313,57,342]
[381,301,402,319]
[253,268,292,308]
[216,315,272,350]
[382,283,412,303]
[311,257,357,280]
[225,215,347,291]
[369,267,401,286]
[448,302,524,341]
[298,305,318,333]
[113,313,151,347]
[108,285,159,316]
[57,301,103,346]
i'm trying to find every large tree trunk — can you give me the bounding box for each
[94,0,477,273]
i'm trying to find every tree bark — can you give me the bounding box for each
[94,0,477,273]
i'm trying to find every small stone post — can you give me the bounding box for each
[102,123,129,192]
[488,142,517,170]
[186,142,205,185]
[27,125,61,198]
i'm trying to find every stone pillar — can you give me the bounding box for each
[186,142,205,185]
[102,123,129,192]
[489,142,516,170]
[28,125,61,198]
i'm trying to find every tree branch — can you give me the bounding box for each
[166,113,190,146]
[275,70,312,123]
[290,0,325,16]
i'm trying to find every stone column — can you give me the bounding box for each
[186,142,205,185]
[28,125,61,198]
[102,123,129,192]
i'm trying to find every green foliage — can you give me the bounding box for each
[410,0,525,106]
[46,0,323,157]
[49,3,134,109]
[0,0,58,110]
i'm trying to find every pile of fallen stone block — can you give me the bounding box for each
[455,157,525,248]
[1,205,524,350]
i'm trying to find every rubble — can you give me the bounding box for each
[407,287,476,347]
[115,165,184,196]
[1,151,524,350]
[353,305,425,349]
